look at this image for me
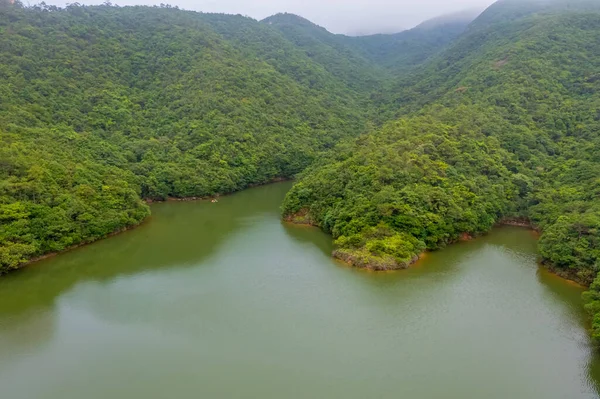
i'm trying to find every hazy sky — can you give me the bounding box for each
[42,0,497,34]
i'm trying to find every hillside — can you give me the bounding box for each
[263,10,480,78]
[0,3,369,272]
[344,9,480,74]
[282,2,600,337]
[471,0,600,29]
[261,13,389,92]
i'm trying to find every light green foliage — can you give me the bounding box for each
[335,224,427,270]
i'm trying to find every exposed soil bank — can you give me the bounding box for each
[542,262,593,287]
[148,177,291,204]
[283,208,315,226]
[496,217,540,231]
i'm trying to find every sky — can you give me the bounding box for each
[40,0,497,34]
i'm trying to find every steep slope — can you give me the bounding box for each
[261,13,389,92]
[471,0,600,28]
[0,4,369,272]
[262,10,480,81]
[372,0,600,121]
[345,9,480,74]
[283,5,600,282]
[200,13,374,99]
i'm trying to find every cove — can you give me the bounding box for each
[1,182,600,399]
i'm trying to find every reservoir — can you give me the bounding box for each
[1,182,599,398]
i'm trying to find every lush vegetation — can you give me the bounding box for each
[283,107,524,269]
[2,0,600,347]
[283,0,600,340]
[286,7,600,270]
[261,13,389,92]
[0,2,369,272]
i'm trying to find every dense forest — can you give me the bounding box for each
[0,2,371,271]
[282,0,600,341]
[1,0,600,344]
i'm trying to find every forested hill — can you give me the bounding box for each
[470,0,600,29]
[0,3,373,272]
[341,10,480,75]
[261,13,388,91]
[372,0,600,121]
[283,0,600,337]
[263,11,479,77]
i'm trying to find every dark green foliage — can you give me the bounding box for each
[2,0,600,345]
[0,3,368,273]
[283,107,522,267]
[283,2,600,331]
[261,13,389,92]
[343,10,478,75]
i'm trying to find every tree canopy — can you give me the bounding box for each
[282,1,600,341]
[0,3,369,271]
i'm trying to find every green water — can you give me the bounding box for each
[1,182,600,398]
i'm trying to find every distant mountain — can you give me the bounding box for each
[375,0,600,116]
[471,0,600,28]
[261,13,390,92]
[263,9,483,78]
[343,9,482,74]
[413,8,484,30]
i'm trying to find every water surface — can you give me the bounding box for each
[1,182,600,398]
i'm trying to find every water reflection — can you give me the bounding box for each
[536,266,600,398]
[0,183,295,319]
[1,185,599,399]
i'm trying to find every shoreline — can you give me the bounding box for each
[284,211,588,286]
[333,249,421,271]
[496,217,540,231]
[11,195,589,289]
[12,177,292,273]
[147,177,291,204]
[18,219,149,270]
[540,261,591,287]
